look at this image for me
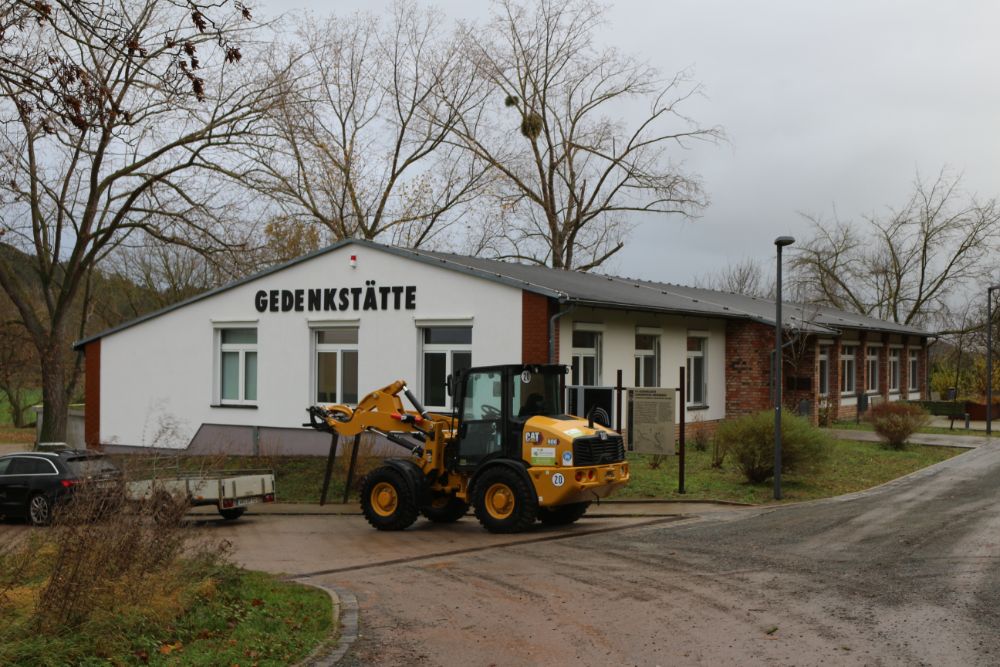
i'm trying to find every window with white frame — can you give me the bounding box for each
[889,348,901,392]
[865,345,880,393]
[571,330,601,386]
[840,344,857,395]
[634,333,659,387]
[218,328,257,404]
[686,336,707,405]
[818,346,830,396]
[315,328,359,404]
[422,327,472,408]
[909,349,920,391]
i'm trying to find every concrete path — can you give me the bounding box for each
[827,428,992,449]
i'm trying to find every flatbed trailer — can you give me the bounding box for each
[127,469,276,520]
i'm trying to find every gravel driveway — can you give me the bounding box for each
[310,444,1000,666]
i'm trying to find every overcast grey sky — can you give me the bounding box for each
[256,0,1000,284]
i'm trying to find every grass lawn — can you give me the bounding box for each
[624,439,960,504]
[0,549,333,667]
[157,437,963,506]
[0,388,41,428]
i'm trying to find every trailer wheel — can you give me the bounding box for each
[473,467,538,534]
[538,501,591,526]
[360,467,419,530]
[420,495,469,523]
[219,508,246,521]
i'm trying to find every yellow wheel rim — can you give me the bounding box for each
[371,482,398,517]
[484,483,515,520]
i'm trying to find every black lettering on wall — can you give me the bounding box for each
[405,285,417,310]
[338,288,349,310]
[294,289,304,312]
[281,290,294,312]
[323,289,337,311]
[269,290,279,312]
[308,289,321,311]
[254,290,267,312]
[391,285,404,309]
[255,285,417,312]
[351,287,362,310]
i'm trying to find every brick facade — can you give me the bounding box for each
[84,340,100,449]
[724,321,774,419]
[522,291,556,364]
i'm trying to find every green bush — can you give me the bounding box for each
[868,402,930,449]
[715,411,832,483]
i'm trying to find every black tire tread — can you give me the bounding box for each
[219,507,246,521]
[420,496,469,523]
[538,501,590,526]
[473,466,538,534]
[360,466,419,531]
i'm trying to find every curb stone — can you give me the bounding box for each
[292,580,360,666]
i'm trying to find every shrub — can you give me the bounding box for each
[868,402,930,450]
[715,411,832,483]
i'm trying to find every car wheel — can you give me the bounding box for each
[27,493,52,527]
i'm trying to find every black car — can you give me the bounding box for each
[0,450,121,526]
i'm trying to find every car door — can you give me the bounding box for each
[2,457,33,517]
[0,457,13,517]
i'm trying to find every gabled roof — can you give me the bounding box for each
[74,238,927,349]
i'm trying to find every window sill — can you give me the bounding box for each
[686,404,710,411]
[840,393,856,398]
[210,403,258,409]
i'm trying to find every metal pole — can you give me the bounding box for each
[774,236,795,500]
[989,286,998,437]
[678,365,686,494]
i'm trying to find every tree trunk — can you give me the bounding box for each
[38,340,69,444]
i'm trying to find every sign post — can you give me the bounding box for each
[678,366,686,494]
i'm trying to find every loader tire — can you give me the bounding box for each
[473,466,538,534]
[538,501,590,526]
[361,466,419,531]
[420,496,469,523]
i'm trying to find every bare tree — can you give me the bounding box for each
[0,0,270,441]
[791,171,1000,327]
[440,0,721,270]
[246,2,490,250]
[696,258,772,298]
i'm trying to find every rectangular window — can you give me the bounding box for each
[315,328,359,404]
[686,337,707,406]
[909,349,920,391]
[889,348,901,392]
[422,326,472,408]
[866,345,880,393]
[818,346,830,396]
[634,334,659,387]
[219,328,257,404]
[840,344,857,395]
[571,330,601,386]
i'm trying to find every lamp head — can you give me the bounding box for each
[774,236,795,248]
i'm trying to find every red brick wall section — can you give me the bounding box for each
[84,340,100,449]
[522,291,555,364]
[725,321,775,418]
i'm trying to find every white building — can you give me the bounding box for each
[76,239,928,455]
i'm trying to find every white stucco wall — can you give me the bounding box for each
[558,307,728,423]
[98,245,523,448]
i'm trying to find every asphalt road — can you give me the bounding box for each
[298,443,1000,667]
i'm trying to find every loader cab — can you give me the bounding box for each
[451,364,567,469]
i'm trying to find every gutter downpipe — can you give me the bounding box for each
[548,295,573,364]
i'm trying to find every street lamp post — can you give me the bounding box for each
[988,285,1000,437]
[774,236,795,500]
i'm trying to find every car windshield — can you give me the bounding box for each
[66,456,120,478]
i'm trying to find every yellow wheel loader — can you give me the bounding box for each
[307,364,630,534]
